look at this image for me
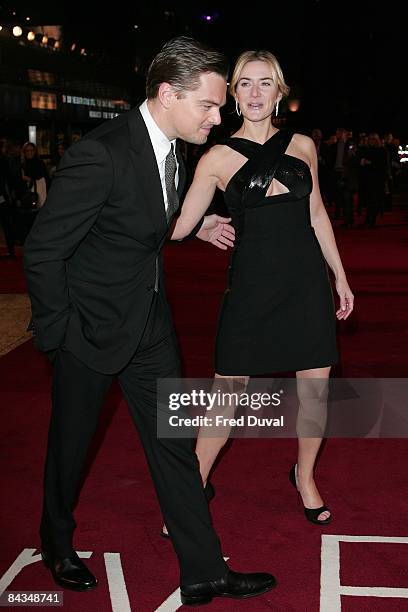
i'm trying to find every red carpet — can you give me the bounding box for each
[1,201,408,610]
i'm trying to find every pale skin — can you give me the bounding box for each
[166,61,355,531]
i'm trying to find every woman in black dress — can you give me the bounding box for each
[171,50,354,527]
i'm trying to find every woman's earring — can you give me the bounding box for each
[235,99,241,117]
[275,100,280,116]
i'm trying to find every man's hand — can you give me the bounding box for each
[196,214,235,250]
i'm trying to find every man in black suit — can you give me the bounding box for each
[24,37,275,605]
[325,127,353,224]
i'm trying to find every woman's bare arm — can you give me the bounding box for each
[300,135,354,319]
[171,147,221,240]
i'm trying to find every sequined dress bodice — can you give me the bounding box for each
[220,131,313,223]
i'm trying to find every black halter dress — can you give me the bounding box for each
[215,130,338,375]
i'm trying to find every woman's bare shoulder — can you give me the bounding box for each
[292,132,315,152]
[195,143,233,175]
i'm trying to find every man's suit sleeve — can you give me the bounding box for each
[23,138,113,352]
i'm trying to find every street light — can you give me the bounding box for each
[288,99,300,112]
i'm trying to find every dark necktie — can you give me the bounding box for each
[164,143,179,224]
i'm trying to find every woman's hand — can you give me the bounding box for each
[196,214,235,250]
[335,277,354,320]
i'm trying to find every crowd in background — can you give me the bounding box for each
[0,127,403,259]
[311,128,401,229]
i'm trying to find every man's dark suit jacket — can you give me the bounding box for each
[24,107,186,374]
[324,141,352,172]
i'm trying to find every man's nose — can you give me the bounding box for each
[210,108,222,125]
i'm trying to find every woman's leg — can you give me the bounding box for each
[295,366,331,522]
[196,374,249,485]
[162,374,248,536]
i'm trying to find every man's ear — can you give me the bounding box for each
[158,82,176,109]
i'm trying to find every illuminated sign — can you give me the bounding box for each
[31,91,57,110]
[62,95,130,110]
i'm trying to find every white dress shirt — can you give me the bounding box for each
[139,100,179,212]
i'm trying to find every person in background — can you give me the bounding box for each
[360,132,387,227]
[49,142,67,181]
[383,132,400,210]
[21,142,48,207]
[0,138,16,257]
[324,127,352,221]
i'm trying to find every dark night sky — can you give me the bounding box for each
[1,1,407,136]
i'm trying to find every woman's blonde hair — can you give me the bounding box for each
[229,50,290,99]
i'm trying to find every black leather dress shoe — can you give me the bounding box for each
[41,549,97,591]
[180,568,276,606]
